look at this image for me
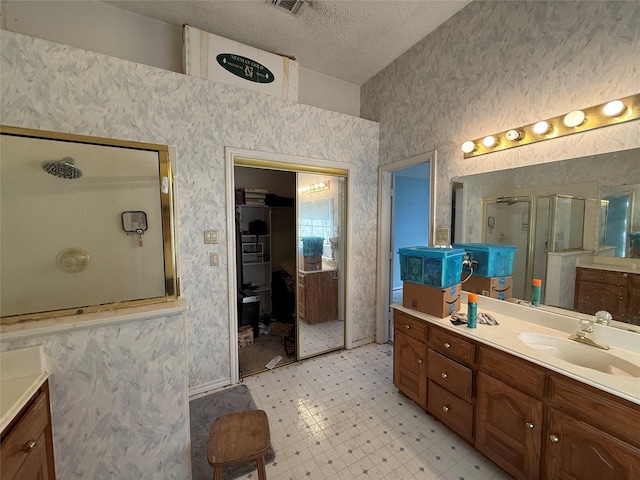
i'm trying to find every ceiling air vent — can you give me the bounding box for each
[266,0,306,16]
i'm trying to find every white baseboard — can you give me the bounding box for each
[188,377,232,399]
[349,336,376,349]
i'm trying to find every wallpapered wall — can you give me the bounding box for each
[361,0,640,230]
[0,30,378,478]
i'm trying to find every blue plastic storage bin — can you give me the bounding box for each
[300,237,324,257]
[398,246,466,288]
[453,243,517,277]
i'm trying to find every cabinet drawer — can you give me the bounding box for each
[577,267,628,286]
[479,346,545,398]
[427,380,473,442]
[1,391,49,480]
[428,326,475,366]
[427,349,473,402]
[548,375,640,448]
[394,310,427,343]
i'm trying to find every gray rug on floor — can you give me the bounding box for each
[190,384,276,480]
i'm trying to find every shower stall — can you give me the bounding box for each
[482,194,594,303]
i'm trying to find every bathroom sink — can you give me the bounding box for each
[517,333,640,378]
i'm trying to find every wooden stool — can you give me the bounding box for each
[207,409,271,480]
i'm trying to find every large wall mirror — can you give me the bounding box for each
[453,147,639,331]
[0,126,178,322]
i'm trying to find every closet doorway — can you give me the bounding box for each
[227,149,348,381]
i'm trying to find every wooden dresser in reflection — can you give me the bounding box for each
[574,266,640,325]
[298,270,338,324]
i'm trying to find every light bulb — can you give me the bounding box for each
[505,129,523,141]
[603,100,625,117]
[319,182,325,188]
[461,141,476,154]
[533,121,551,135]
[483,136,497,148]
[563,110,586,128]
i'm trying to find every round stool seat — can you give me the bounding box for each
[207,409,271,480]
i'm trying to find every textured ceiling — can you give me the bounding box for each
[104,0,471,85]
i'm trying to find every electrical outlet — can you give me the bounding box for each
[204,230,218,244]
[210,253,219,266]
[435,227,449,244]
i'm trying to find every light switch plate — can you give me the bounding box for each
[210,253,219,266]
[204,230,218,244]
[435,227,449,244]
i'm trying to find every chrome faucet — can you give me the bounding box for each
[595,310,612,326]
[569,318,610,350]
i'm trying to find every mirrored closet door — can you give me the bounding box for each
[297,173,346,359]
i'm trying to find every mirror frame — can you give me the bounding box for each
[0,125,178,323]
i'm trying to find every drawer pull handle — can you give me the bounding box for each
[442,405,450,413]
[23,440,38,452]
[417,359,423,364]
[549,434,560,443]
[405,324,411,329]
[525,422,535,429]
[441,372,448,379]
[443,342,451,349]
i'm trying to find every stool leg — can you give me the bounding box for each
[212,466,222,480]
[256,455,267,480]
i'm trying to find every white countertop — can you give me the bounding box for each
[576,256,640,274]
[1,345,49,433]
[393,294,640,405]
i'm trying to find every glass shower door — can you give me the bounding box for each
[483,197,532,300]
[297,173,346,359]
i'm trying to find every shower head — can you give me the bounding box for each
[41,157,82,179]
[496,196,518,205]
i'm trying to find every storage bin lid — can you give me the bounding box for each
[453,243,517,251]
[398,246,466,257]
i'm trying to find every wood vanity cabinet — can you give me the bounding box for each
[574,267,633,322]
[628,274,640,325]
[297,270,338,324]
[1,381,55,480]
[545,375,640,479]
[393,309,428,408]
[426,327,475,443]
[392,307,640,480]
[476,347,545,480]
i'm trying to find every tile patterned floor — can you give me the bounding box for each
[241,343,510,480]
[299,318,344,358]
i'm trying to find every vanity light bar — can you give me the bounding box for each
[461,93,640,158]
[298,180,330,194]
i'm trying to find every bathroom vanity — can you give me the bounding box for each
[1,347,55,479]
[393,297,640,480]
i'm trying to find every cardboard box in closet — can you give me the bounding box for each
[402,282,461,318]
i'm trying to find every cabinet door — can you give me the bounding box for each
[575,279,627,320]
[628,274,640,326]
[393,331,427,409]
[10,432,51,480]
[546,408,640,480]
[476,373,542,480]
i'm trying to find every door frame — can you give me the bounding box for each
[225,147,352,384]
[375,151,437,344]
